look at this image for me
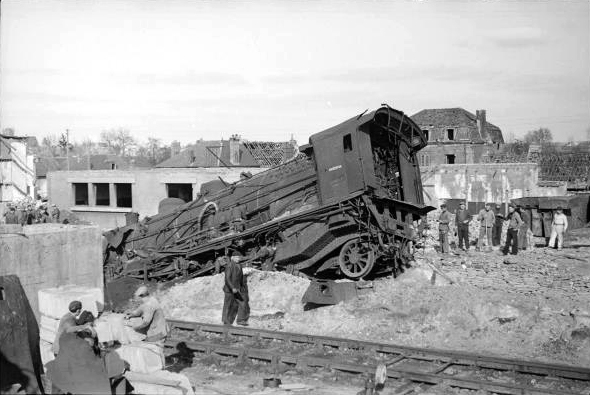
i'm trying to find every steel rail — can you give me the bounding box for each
[167,319,590,381]
[164,338,582,395]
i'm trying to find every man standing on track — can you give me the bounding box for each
[222,250,250,326]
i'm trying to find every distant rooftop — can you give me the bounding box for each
[156,137,297,168]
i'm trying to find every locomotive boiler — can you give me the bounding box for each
[103,105,434,286]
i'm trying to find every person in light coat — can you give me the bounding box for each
[124,286,169,346]
[476,203,495,251]
[548,206,568,250]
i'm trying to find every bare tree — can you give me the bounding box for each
[523,127,552,144]
[100,128,136,156]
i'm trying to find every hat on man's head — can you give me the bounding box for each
[134,285,149,298]
[440,204,447,208]
[231,250,243,258]
[68,300,82,313]
[556,206,563,210]
[508,203,516,208]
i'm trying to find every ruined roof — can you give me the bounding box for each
[411,108,504,143]
[156,139,296,168]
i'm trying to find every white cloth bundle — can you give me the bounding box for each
[114,342,165,373]
[126,371,194,395]
[94,313,146,344]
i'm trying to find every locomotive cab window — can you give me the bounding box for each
[343,134,353,152]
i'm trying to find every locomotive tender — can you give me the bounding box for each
[104,105,434,284]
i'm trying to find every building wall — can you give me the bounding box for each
[0,224,103,320]
[418,143,503,166]
[0,138,36,202]
[47,167,262,229]
[420,163,566,207]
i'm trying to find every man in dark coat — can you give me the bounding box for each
[222,250,250,326]
[455,201,471,251]
[492,204,504,246]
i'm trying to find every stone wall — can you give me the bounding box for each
[421,163,567,207]
[0,224,103,319]
[418,143,502,166]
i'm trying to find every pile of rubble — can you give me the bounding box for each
[157,269,310,323]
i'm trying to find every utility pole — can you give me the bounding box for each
[66,129,70,171]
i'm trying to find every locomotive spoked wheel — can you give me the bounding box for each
[338,239,375,279]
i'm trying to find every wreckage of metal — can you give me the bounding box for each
[103,105,435,289]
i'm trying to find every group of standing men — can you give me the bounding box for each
[438,202,568,255]
[2,201,60,225]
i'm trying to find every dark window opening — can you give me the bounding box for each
[447,129,455,140]
[94,183,110,206]
[0,287,5,301]
[422,130,429,141]
[343,134,352,152]
[73,183,88,205]
[167,183,193,203]
[111,163,117,170]
[446,154,456,164]
[115,183,132,208]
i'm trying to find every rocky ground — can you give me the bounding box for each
[157,226,590,393]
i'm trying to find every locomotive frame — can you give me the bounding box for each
[103,105,435,284]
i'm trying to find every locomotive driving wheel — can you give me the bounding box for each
[338,239,375,279]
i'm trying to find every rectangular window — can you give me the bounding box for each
[115,183,132,208]
[447,129,455,140]
[94,183,110,206]
[343,134,353,152]
[446,154,456,164]
[73,183,88,205]
[167,183,193,203]
[422,130,429,141]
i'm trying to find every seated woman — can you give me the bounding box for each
[46,314,133,395]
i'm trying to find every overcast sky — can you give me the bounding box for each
[1,0,589,145]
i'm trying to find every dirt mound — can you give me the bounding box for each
[158,270,310,324]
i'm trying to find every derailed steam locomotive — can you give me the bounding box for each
[103,105,434,285]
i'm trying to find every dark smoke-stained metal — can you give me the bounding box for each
[103,106,435,286]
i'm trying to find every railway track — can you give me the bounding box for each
[166,319,590,394]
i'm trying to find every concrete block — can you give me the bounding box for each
[40,340,55,366]
[0,224,103,322]
[38,286,103,319]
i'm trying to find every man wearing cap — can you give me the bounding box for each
[437,204,452,254]
[2,204,18,224]
[492,204,504,246]
[222,250,250,326]
[53,300,91,355]
[548,206,568,250]
[124,286,169,345]
[503,204,523,255]
[455,202,471,251]
[477,203,495,251]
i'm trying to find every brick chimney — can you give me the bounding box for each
[476,110,486,140]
